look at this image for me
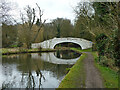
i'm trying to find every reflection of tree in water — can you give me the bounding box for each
[35,64,45,88]
[2,54,46,88]
[22,55,46,88]
[54,50,81,59]
[18,53,72,79]
[42,63,72,80]
[2,53,72,88]
[2,82,14,89]
[20,68,46,88]
[26,69,45,88]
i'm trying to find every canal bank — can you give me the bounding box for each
[1,48,57,55]
[58,52,87,88]
[58,48,118,88]
[1,47,76,55]
[58,48,104,88]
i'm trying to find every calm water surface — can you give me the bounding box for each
[1,50,81,88]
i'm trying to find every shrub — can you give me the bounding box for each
[95,33,108,61]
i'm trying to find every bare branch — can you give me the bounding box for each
[30,8,36,30]
[32,19,46,42]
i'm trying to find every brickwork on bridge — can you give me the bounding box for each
[31,37,92,49]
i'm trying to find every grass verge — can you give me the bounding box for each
[92,52,118,88]
[1,48,56,55]
[58,53,87,88]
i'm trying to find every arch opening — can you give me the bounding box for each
[54,42,82,49]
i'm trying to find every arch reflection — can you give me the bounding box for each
[31,50,81,65]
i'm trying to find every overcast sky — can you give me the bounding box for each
[9,0,80,23]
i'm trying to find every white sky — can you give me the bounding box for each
[9,0,80,23]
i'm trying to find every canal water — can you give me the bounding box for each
[1,50,81,88]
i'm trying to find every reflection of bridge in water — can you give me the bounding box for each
[31,52,81,65]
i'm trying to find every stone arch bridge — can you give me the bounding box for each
[31,37,92,49]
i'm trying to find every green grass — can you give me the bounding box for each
[1,48,56,55]
[58,53,87,88]
[1,48,26,54]
[92,52,118,88]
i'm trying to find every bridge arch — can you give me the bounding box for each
[53,42,82,49]
[50,38,88,49]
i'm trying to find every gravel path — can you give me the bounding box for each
[84,52,104,88]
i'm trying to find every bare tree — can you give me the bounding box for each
[18,3,46,49]
[32,3,46,43]
[0,0,16,24]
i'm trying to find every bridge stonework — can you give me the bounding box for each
[31,37,92,49]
